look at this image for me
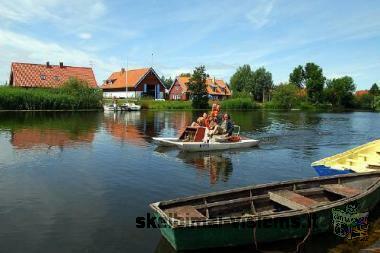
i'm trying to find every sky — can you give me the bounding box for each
[0,0,379,90]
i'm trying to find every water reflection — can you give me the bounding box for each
[177,152,233,184]
[0,112,101,150]
[0,111,379,253]
[103,111,147,146]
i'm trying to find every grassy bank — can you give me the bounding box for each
[220,97,261,110]
[0,80,102,110]
[104,98,193,110]
[104,98,260,110]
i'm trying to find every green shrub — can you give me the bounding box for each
[0,78,102,110]
[270,83,301,109]
[355,94,376,110]
[375,96,380,111]
[231,91,251,99]
[138,99,192,110]
[297,102,316,110]
[220,98,259,110]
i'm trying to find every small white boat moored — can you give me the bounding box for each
[153,126,259,152]
[122,102,141,111]
[103,104,119,111]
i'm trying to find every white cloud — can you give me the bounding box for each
[78,33,92,40]
[246,0,275,28]
[0,29,121,85]
[0,0,106,24]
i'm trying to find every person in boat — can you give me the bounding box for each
[211,103,220,118]
[191,113,208,127]
[208,113,233,137]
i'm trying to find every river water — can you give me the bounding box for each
[0,110,379,253]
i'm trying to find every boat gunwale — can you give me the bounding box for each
[153,137,259,145]
[150,171,380,228]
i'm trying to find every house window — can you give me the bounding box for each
[40,74,46,80]
[54,76,60,81]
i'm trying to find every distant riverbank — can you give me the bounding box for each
[105,98,379,112]
[1,85,378,112]
[0,80,102,110]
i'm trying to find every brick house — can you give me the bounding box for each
[168,76,231,100]
[355,90,369,96]
[9,62,97,88]
[101,67,165,99]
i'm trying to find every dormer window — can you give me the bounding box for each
[40,74,46,80]
[53,76,60,81]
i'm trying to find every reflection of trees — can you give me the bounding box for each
[177,152,233,184]
[0,112,101,149]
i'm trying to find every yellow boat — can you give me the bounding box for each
[312,139,380,176]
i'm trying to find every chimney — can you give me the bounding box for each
[121,68,125,73]
[213,77,216,84]
[59,62,64,68]
[46,61,50,67]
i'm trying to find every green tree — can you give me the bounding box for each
[253,67,273,102]
[375,96,380,111]
[230,64,255,93]
[179,73,191,77]
[187,66,209,109]
[271,83,299,109]
[324,76,356,107]
[160,75,173,89]
[304,63,325,103]
[289,65,305,88]
[355,94,375,110]
[369,83,379,96]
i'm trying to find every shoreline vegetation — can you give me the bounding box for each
[0,78,102,110]
[1,61,379,112]
[104,97,379,112]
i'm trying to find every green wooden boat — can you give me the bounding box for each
[150,172,380,251]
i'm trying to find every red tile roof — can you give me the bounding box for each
[355,90,369,96]
[10,62,97,88]
[101,68,152,89]
[171,76,231,96]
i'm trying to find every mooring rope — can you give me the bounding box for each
[295,210,313,253]
[253,220,258,251]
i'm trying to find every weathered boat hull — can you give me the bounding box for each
[150,172,380,251]
[152,137,259,152]
[312,139,380,176]
[154,194,379,251]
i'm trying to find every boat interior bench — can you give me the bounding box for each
[269,190,319,210]
[368,164,380,169]
[321,184,362,197]
[164,205,206,221]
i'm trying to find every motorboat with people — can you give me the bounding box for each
[153,125,259,152]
